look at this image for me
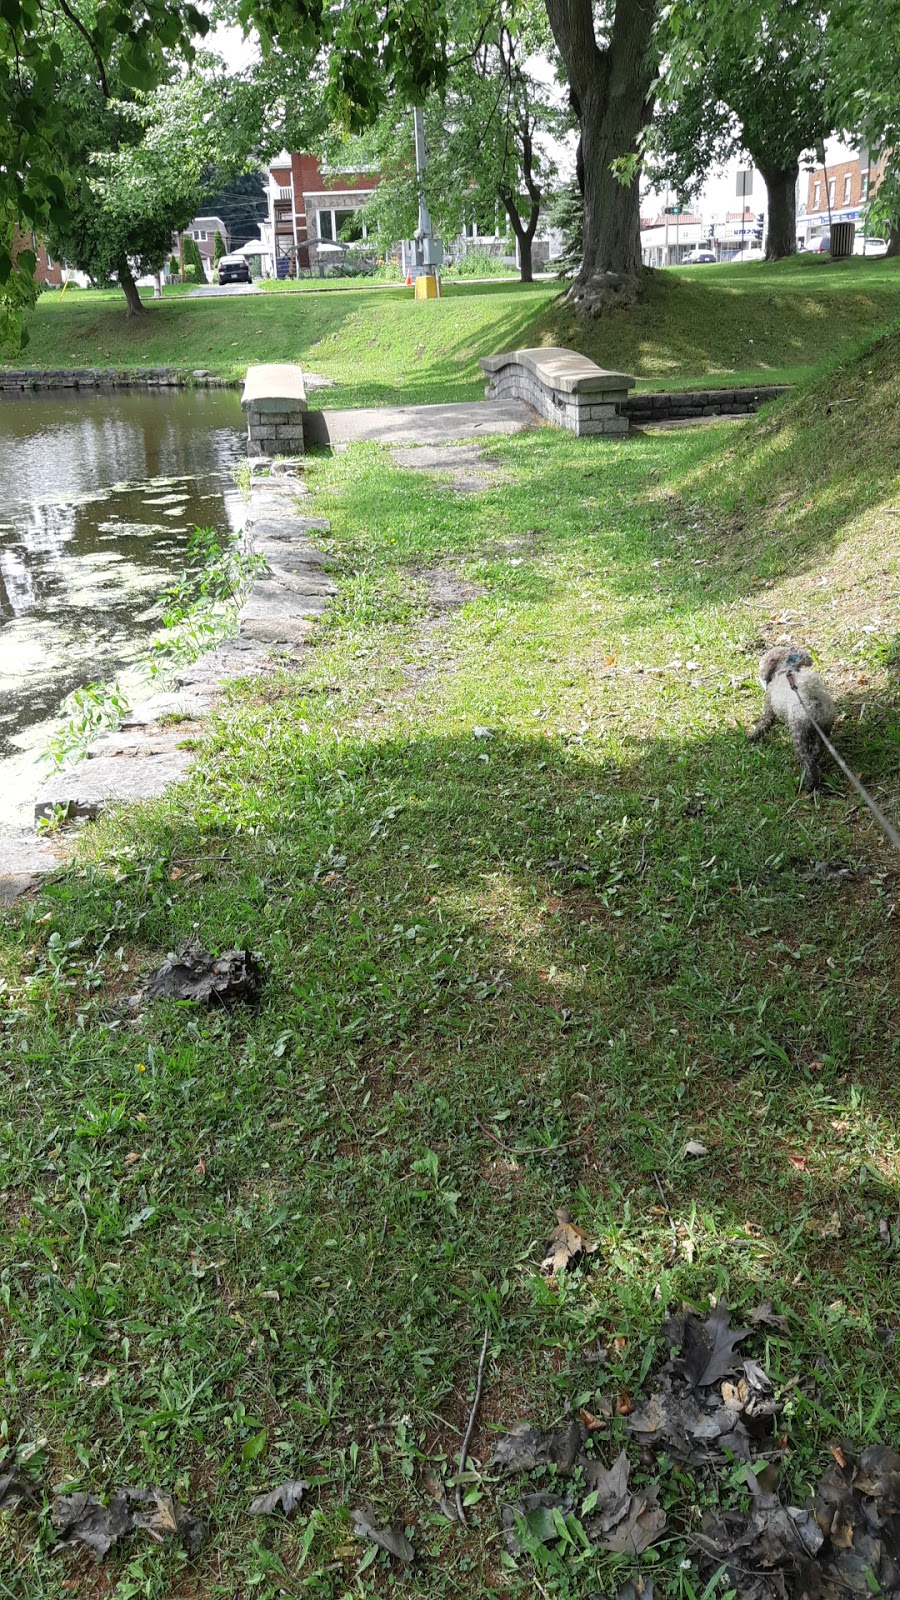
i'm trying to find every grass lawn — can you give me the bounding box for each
[1,334,899,1597]
[13,255,900,406]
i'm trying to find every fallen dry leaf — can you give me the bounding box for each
[579,1405,611,1432]
[350,1505,413,1563]
[788,1154,808,1171]
[248,1480,308,1518]
[616,1389,634,1416]
[540,1208,599,1277]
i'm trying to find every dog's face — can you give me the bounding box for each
[759,646,814,686]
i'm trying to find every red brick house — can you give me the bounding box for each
[800,152,888,245]
[266,153,380,275]
[15,232,63,287]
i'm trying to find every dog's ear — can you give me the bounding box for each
[759,648,785,685]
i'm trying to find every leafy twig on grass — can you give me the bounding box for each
[455,1323,490,1527]
[475,1114,597,1157]
[652,1171,679,1267]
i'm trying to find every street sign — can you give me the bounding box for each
[736,169,753,198]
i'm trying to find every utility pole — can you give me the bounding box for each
[412,107,443,298]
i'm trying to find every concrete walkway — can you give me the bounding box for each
[305,399,537,447]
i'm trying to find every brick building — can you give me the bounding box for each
[14,232,63,287]
[800,152,887,246]
[266,153,379,275]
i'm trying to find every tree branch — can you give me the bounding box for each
[53,0,111,98]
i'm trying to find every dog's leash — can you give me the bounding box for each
[786,670,900,854]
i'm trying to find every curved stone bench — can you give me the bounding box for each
[480,347,635,437]
[242,363,308,457]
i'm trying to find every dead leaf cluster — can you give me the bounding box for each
[143,941,262,1006]
[628,1299,781,1468]
[698,1444,900,1599]
[51,1486,205,1560]
[497,1447,665,1559]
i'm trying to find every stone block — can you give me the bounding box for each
[35,751,194,822]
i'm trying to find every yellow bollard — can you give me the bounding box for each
[414,271,439,299]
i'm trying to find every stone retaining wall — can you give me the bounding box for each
[0,367,234,390]
[623,385,790,423]
[480,348,633,438]
[484,365,630,437]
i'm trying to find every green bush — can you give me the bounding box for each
[444,246,515,278]
[168,255,180,278]
[213,230,226,265]
[181,233,207,285]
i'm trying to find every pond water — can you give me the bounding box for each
[0,387,245,830]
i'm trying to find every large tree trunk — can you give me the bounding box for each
[886,225,900,258]
[759,162,799,261]
[117,258,145,316]
[545,0,656,314]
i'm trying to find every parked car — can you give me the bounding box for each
[682,249,718,265]
[217,254,252,285]
[730,246,765,263]
[853,235,888,257]
[811,235,831,253]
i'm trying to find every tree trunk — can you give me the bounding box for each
[759,162,799,260]
[501,195,539,283]
[117,258,145,316]
[545,0,656,314]
[886,225,900,258]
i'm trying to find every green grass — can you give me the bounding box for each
[1,334,899,1598]
[14,255,900,407]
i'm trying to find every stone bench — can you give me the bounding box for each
[480,347,635,437]
[241,363,308,457]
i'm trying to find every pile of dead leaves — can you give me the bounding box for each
[487,1423,665,1559]
[699,1445,900,1599]
[485,1299,900,1598]
[51,1487,205,1559]
[142,942,262,1007]
[627,1297,781,1467]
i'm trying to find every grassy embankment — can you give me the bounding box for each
[13,254,900,404]
[1,331,898,1598]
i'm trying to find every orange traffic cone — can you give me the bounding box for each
[405,267,413,286]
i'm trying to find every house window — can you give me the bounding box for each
[198,230,208,242]
[843,173,852,204]
[860,171,869,200]
[317,208,366,243]
[813,182,820,209]
[336,208,363,240]
[828,178,836,207]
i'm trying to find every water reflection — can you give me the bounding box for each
[0,387,245,825]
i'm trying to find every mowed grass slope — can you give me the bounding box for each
[1,336,899,1597]
[13,254,900,403]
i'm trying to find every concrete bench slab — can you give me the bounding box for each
[480,347,635,437]
[241,364,308,412]
[480,347,635,396]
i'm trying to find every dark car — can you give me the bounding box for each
[217,254,252,285]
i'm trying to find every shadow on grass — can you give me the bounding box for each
[2,658,899,1600]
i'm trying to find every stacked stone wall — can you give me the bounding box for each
[483,364,629,437]
[623,385,789,423]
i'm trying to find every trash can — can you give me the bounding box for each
[830,221,855,259]
[276,256,290,279]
